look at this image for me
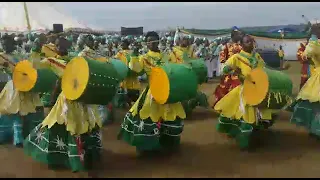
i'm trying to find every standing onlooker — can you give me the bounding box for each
[278,45,285,69]
[214,40,225,76]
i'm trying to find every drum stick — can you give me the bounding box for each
[0,54,16,66]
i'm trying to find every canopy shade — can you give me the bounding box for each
[0,2,88,32]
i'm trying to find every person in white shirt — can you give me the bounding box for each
[214,40,225,77]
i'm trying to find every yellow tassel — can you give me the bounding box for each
[275,92,279,104]
[267,93,271,108]
[278,92,282,103]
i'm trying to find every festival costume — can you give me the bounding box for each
[0,53,44,146]
[170,46,208,116]
[214,51,275,149]
[23,93,103,172]
[77,46,114,125]
[114,49,141,107]
[297,42,315,89]
[289,37,320,136]
[23,47,110,171]
[38,56,68,108]
[118,50,185,152]
[213,42,242,106]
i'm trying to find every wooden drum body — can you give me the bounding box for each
[149,63,198,105]
[62,57,120,105]
[109,58,129,81]
[243,67,293,109]
[187,58,208,84]
[13,60,58,93]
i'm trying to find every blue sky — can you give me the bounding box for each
[54,2,320,31]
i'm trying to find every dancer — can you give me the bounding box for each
[23,51,106,172]
[39,37,71,115]
[297,41,315,89]
[118,31,185,156]
[114,38,141,107]
[169,34,208,116]
[213,27,243,106]
[289,25,320,138]
[78,35,114,125]
[0,34,44,146]
[214,35,273,150]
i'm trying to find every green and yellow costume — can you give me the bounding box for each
[169,46,209,116]
[118,50,185,152]
[214,50,273,149]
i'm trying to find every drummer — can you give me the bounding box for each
[39,37,71,115]
[212,26,243,107]
[118,31,185,157]
[289,24,320,139]
[170,33,196,62]
[169,34,209,117]
[77,35,114,125]
[114,38,141,107]
[0,34,44,147]
[23,35,108,171]
[214,34,273,150]
[296,40,316,89]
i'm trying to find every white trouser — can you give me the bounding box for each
[215,56,222,77]
[217,56,227,77]
[205,57,217,78]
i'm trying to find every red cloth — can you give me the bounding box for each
[213,74,241,107]
[300,63,309,89]
[213,42,242,107]
[297,42,309,89]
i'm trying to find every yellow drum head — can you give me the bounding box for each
[243,68,269,106]
[13,60,37,92]
[62,56,89,100]
[149,67,170,104]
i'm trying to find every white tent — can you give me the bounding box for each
[0,2,89,32]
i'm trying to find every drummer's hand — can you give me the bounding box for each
[238,74,245,83]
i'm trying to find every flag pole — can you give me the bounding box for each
[23,2,32,33]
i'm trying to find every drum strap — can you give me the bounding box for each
[238,52,258,68]
[125,53,131,65]
[0,54,16,66]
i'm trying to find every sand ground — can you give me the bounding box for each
[1,61,318,178]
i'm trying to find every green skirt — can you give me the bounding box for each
[23,124,102,172]
[290,100,320,136]
[182,91,208,116]
[113,88,140,108]
[118,87,184,152]
[22,108,45,139]
[216,116,274,149]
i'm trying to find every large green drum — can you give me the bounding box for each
[187,58,207,84]
[62,57,120,105]
[243,67,293,109]
[13,60,58,93]
[109,58,129,81]
[149,63,198,105]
